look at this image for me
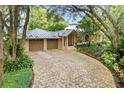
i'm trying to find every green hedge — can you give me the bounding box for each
[1,68,33,88]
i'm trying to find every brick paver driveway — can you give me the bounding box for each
[28,49,116,88]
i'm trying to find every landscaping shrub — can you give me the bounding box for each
[119,37,124,51]
[1,68,32,88]
[4,55,33,73]
[3,56,12,73]
[119,72,124,84]
[101,51,116,68]
[120,56,124,65]
[101,40,111,46]
[77,42,98,51]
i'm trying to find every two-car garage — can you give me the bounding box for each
[22,28,77,52]
[29,39,58,51]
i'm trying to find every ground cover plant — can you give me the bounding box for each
[1,68,32,88]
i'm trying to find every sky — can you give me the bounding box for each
[63,12,85,24]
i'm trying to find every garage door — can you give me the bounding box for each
[29,39,43,51]
[47,39,58,49]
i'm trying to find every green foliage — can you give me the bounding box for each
[77,16,99,35]
[119,37,124,53]
[3,55,33,73]
[100,40,114,52]
[120,56,124,65]
[113,6,124,12]
[101,51,116,67]
[1,68,32,88]
[3,32,12,55]
[16,44,25,56]
[120,72,124,83]
[77,42,98,56]
[112,63,120,72]
[101,40,111,46]
[28,6,68,31]
[77,16,100,43]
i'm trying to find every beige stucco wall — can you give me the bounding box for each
[24,39,29,52]
[43,39,47,51]
[68,32,77,46]
[64,36,68,48]
[58,39,62,49]
[61,37,65,50]
[73,32,77,46]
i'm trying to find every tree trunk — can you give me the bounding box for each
[0,12,3,86]
[9,5,20,60]
[12,5,20,59]
[113,36,118,50]
[113,30,119,59]
[20,6,30,47]
[9,6,14,59]
[0,31,3,86]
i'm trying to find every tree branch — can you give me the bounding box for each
[97,6,116,27]
[83,10,113,41]
[21,5,30,45]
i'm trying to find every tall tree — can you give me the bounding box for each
[29,6,68,31]
[0,5,30,59]
[20,5,30,47]
[0,11,3,86]
[10,6,20,59]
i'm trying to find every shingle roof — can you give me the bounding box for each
[17,28,78,39]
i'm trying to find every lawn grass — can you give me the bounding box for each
[1,68,33,88]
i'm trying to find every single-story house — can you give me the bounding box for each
[18,28,79,52]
